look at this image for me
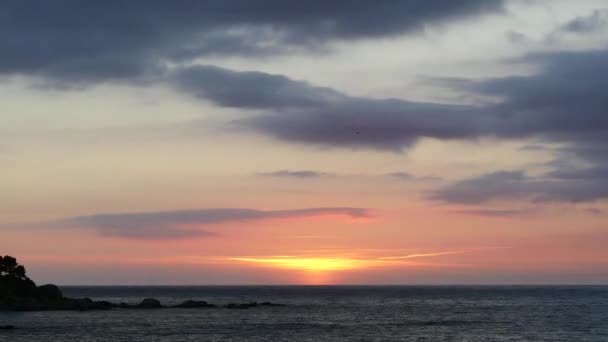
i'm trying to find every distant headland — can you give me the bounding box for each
[0,255,284,312]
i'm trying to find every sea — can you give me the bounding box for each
[1,286,607,341]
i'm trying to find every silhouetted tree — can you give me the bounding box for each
[0,255,37,300]
[0,256,28,280]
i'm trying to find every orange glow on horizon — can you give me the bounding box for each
[228,257,374,271]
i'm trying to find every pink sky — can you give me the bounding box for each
[1,1,608,285]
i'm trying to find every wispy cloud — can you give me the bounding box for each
[584,208,604,216]
[257,170,333,179]
[377,251,466,260]
[385,172,414,180]
[450,208,532,218]
[385,172,442,182]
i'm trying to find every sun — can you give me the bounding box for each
[228,257,367,272]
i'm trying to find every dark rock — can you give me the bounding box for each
[174,300,216,308]
[91,300,114,310]
[115,298,163,309]
[0,325,15,330]
[2,256,287,312]
[223,301,285,309]
[225,302,258,309]
[0,295,116,312]
[36,284,63,301]
[4,297,43,311]
[260,301,285,307]
[136,298,162,309]
[63,298,113,311]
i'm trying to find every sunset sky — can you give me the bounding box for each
[1,0,607,285]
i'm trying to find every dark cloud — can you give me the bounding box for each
[546,164,608,180]
[423,49,608,144]
[585,208,604,216]
[172,65,482,151]
[173,65,342,110]
[386,172,414,180]
[545,9,608,43]
[430,171,531,204]
[505,31,527,44]
[173,47,608,152]
[431,166,608,204]
[556,9,608,34]
[257,170,332,179]
[471,50,608,141]
[385,172,442,182]
[0,0,502,83]
[173,46,608,204]
[241,98,481,151]
[426,46,608,205]
[51,207,371,239]
[256,170,442,181]
[417,175,444,182]
[518,144,548,151]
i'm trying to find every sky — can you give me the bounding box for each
[1,0,607,285]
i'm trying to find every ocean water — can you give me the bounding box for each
[1,286,607,341]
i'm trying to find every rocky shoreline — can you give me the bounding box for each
[1,255,284,313]
[1,283,285,311]
[1,293,285,312]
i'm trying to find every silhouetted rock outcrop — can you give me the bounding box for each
[224,301,285,309]
[174,300,217,308]
[0,255,113,311]
[114,298,163,309]
[1,255,285,312]
[36,284,63,301]
[260,301,285,307]
[225,302,258,309]
[0,255,38,302]
[137,298,162,309]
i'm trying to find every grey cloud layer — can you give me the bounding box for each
[3,2,608,205]
[429,48,608,204]
[556,9,608,34]
[0,0,501,83]
[172,46,608,149]
[471,50,608,141]
[55,207,371,239]
[432,155,608,204]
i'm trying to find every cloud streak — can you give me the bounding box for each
[35,207,372,239]
[257,170,333,179]
[377,251,466,260]
[449,208,531,218]
[385,172,442,182]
